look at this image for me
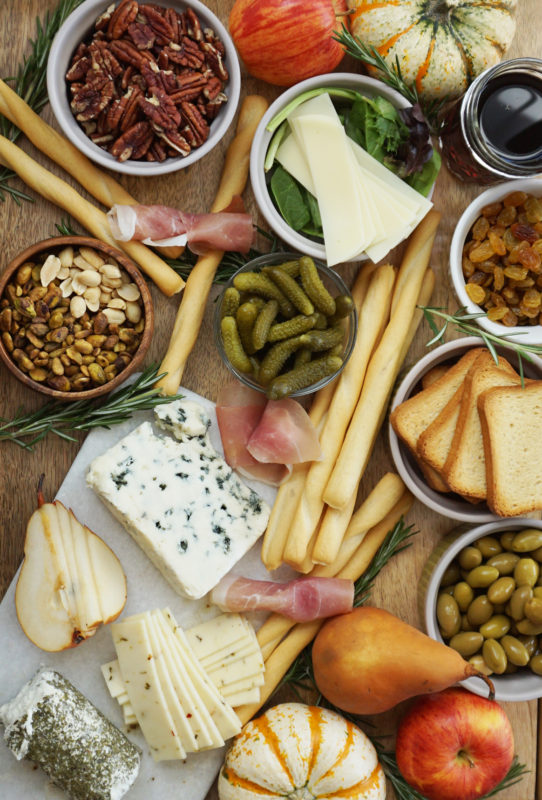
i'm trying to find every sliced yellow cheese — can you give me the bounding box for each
[200,638,259,670]
[225,687,261,707]
[101,659,126,699]
[112,617,186,761]
[185,613,252,661]
[206,650,264,689]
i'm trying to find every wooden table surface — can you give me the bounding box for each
[1,1,540,797]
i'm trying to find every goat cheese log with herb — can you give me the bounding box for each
[0,668,140,800]
[86,401,270,598]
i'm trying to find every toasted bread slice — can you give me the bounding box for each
[479,382,542,516]
[421,365,449,390]
[417,384,464,477]
[390,348,483,456]
[442,355,520,502]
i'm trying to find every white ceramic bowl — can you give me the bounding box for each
[449,176,542,345]
[47,0,241,176]
[389,337,542,523]
[421,518,542,702]
[250,72,418,263]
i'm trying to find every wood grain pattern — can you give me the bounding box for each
[0,1,539,798]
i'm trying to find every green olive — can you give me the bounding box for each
[479,615,511,639]
[468,654,493,676]
[511,529,542,552]
[529,653,542,675]
[458,546,483,570]
[467,595,494,627]
[531,545,542,562]
[437,593,461,638]
[466,565,500,588]
[516,618,542,636]
[487,552,520,576]
[441,585,455,596]
[500,635,530,667]
[514,558,540,587]
[453,581,474,612]
[476,536,503,558]
[534,587,542,599]
[441,562,461,587]
[524,597,542,624]
[461,614,474,632]
[500,532,517,551]
[509,585,533,620]
[487,576,516,605]
[518,635,538,658]
[449,631,484,657]
[504,661,519,674]
[482,639,507,674]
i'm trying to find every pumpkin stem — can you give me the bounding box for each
[424,0,455,22]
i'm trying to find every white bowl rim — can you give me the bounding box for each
[449,176,542,346]
[389,336,542,522]
[250,72,421,263]
[47,0,241,176]
[423,518,542,702]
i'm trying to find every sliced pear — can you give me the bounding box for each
[37,502,78,624]
[85,523,126,624]
[54,500,91,634]
[58,502,103,633]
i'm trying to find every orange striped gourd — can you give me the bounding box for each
[347,0,517,100]
[218,702,386,800]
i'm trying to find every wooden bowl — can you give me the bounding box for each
[0,236,154,401]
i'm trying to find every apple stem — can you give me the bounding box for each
[458,750,476,769]
[37,473,46,508]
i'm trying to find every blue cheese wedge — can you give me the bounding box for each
[154,399,211,441]
[86,421,270,599]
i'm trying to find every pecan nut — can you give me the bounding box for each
[107,0,138,39]
[110,121,153,161]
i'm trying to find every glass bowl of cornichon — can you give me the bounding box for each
[421,518,542,703]
[214,252,357,400]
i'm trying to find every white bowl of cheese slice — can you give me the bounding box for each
[250,72,435,268]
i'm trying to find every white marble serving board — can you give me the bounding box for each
[0,386,287,800]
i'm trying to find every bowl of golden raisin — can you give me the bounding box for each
[450,177,542,345]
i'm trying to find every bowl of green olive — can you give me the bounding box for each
[214,252,357,400]
[422,519,542,702]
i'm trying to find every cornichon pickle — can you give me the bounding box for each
[449,631,484,657]
[299,255,336,316]
[328,294,354,324]
[294,347,312,368]
[487,576,516,604]
[265,266,315,315]
[299,327,344,352]
[267,355,343,401]
[479,614,511,639]
[437,593,461,638]
[236,302,259,355]
[475,536,502,558]
[453,582,474,612]
[221,316,252,373]
[267,313,319,343]
[508,585,533,620]
[501,635,530,666]
[458,546,483,570]
[233,272,296,317]
[466,564,499,588]
[467,595,494,627]
[271,259,300,277]
[514,557,539,587]
[221,286,241,318]
[487,552,520,575]
[259,335,306,385]
[482,639,507,674]
[252,299,279,351]
[511,529,542,552]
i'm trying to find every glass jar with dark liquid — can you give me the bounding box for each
[440,58,542,184]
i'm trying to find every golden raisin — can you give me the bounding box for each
[472,216,490,240]
[493,267,505,291]
[525,196,542,223]
[462,256,475,278]
[518,247,541,272]
[465,283,486,304]
[502,309,518,326]
[487,306,509,322]
[497,206,517,226]
[481,202,503,218]
[470,241,495,262]
[503,191,528,207]
[488,231,506,256]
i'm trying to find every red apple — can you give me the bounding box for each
[229,0,348,87]
[395,687,514,800]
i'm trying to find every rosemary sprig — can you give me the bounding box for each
[277,517,527,800]
[0,0,85,203]
[333,24,447,132]
[0,364,183,450]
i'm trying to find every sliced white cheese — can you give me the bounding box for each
[219,672,265,696]
[206,650,264,688]
[101,659,127,699]
[112,617,186,761]
[185,613,252,661]
[224,687,261,708]
[276,131,316,195]
[201,640,260,672]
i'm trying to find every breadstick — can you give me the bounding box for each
[261,379,336,571]
[324,210,441,509]
[0,135,183,296]
[283,263,396,567]
[155,95,269,395]
[309,491,357,566]
[344,471,408,540]
[238,489,414,723]
[0,79,184,261]
[399,267,435,364]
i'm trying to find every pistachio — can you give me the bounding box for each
[93,312,108,334]
[14,297,36,318]
[47,375,71,392]
[16,263,33,286]
[31,264,42,283]
[51,357,64,376]
[2,331,14,352]
[74,339,94,355]
[87,334,106,348]
[104,364,117,381]
[65,346,83,364]
[12,348,34,372]
[72,375,91,391]
[88,362,106,384]
[119,328,138,347]
[28,322,49,337]
[48,309,65,330]
[103,334,118,350]
[47,325,68,343]
[29,368,48,382]
[0,308,12,332]
[26,330,44,349]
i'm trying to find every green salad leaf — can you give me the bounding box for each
[270,165,310,231]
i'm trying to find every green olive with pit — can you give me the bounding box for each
[467,595,494,627]
[511,529,542,552]
[476,536,502,558]
[487,552,520,576]
[482,639,507,674]
[500,532,517,551]
[449,631,484,657]
[487,576,516,605]
[531,545,542,562]
[453,581,474,612]
[441,562,461,587]
[524,597,542,625]
[436,593,461,638]
[458,546,483,571]
[479,615,511,640]
[468,654,493,676]
[461,614,474,632]
[516,618,542,636]
[500,635,530,667]
[529,653,542,675]
[517,635,538,658]
[514,558,539,587]
[466,565,500,588]
[508,585,533,620]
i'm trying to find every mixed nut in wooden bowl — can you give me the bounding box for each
[0,236,153,400]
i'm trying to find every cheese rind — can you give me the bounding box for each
[87,421,270,599]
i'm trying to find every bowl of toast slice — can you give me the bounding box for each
[389,337,542,521]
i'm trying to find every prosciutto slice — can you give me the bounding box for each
[211,575,354,622]
[107,201,254,253]
[216,382,290,486]
[247,398,322,464]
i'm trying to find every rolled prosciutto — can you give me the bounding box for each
[211,575,355,622]
[107,202,254,253]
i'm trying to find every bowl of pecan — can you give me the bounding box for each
[450,177,542,345]
[0,236,154,400]
[46,0,241,175]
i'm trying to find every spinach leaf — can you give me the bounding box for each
[269,165,311,230]
[343,98,369,149]
[405,148,441,196]
[305,189,322,230]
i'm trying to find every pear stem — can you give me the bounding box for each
[477,672,495,701]
[36,473,46,508]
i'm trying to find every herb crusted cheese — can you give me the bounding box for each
[86,419,270,599]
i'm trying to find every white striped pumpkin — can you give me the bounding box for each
[218,703,386,800]
[348,0,517,100]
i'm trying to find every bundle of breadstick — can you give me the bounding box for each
[262,209,440,573]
